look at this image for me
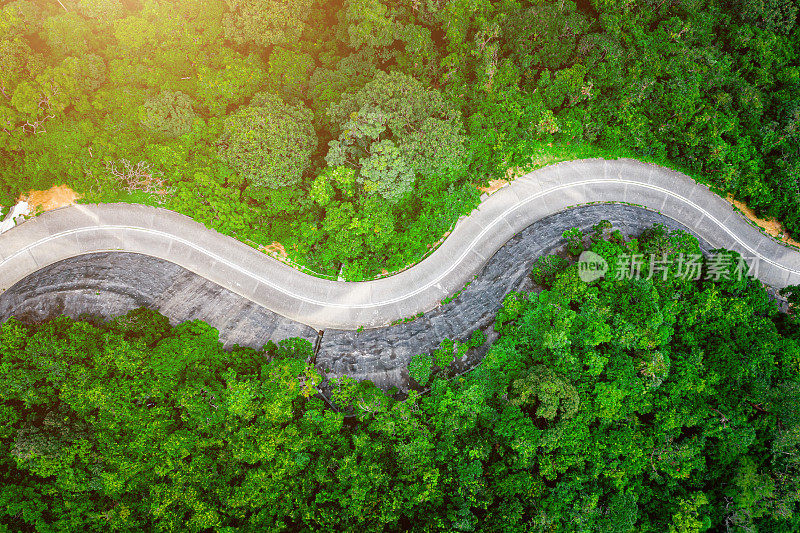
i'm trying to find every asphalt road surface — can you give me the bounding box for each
[2,158,797,329]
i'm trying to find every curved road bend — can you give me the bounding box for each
[1,158,799,330]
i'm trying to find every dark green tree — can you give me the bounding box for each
[217,92,317,189]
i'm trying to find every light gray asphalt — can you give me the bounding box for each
[1,158,798,329]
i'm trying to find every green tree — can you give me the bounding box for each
[75,0,126,22]
[265,47,315,100]
[223,0,313,48]
[140,90,197,137]
[326,70,469,203]
[195,51,267,116]
[308,52,377,125]
[217,92,317,189]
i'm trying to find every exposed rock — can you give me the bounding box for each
[317,204,716,392]
[2,204,779,393]
[0,252,318,349]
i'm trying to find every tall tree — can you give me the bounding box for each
[326,70,469,203]
[217,92,317,189]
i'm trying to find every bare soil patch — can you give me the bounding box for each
[727,194,800,248]
[23,185,80,212]
[260,241,289,260]
[477,179,509,195]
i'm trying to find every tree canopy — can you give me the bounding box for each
[217,92,317,189]
[0,0,798,280]
[1,1,799,527]
[325,71,469,203]
[1,225,799,531]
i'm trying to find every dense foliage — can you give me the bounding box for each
[1,0,798,278]
[218,92,317,190]
[1,225,799,531]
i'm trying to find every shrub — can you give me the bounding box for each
[530,254,570,286]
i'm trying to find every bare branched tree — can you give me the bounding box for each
[105,159,171,198]
[20,94,56,134]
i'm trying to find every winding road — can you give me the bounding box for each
[2,158,799,330]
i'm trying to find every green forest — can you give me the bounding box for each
[1,0,799,278]
[3,1,800,530]
[1,225,799,531]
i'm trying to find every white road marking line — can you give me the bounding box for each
[1,177,798,311]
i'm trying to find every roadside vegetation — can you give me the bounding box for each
[1,225,799,531]
[1,0,798,279]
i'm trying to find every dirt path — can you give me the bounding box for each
[24,185,80,213]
